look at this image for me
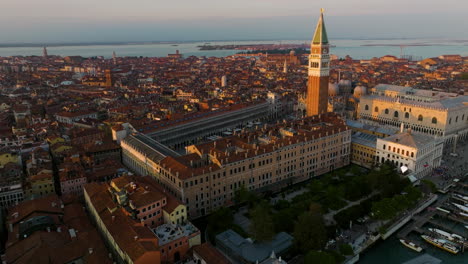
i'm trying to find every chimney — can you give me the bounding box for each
[112,215,115,222]
[9,223,13,232]
[88,248,94,254]
[134,236,139,241]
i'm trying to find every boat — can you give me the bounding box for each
[400,239,423,252]
[465,225,468,230]
[452,203,468,213]
[436,207,450,214]
[421,235,460,254]
[428,228,453,240]
[428,228,466,242]
[453,193,468,202]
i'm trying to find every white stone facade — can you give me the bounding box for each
[376,131,444,179]
[358,84,468,144]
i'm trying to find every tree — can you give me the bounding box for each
[207,207,233,233]
[339,244,354,256]
[308,180,324,193]
[294,211,327,253]
[421,179,437,193]
[250,201,275,241]
[309,202,322,216]
[304,250,336,264]
[404,185,422,202]
[371,198,397,220]
[234,185,259,207]
[273,199,290,211]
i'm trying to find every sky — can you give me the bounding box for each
[1,0,467,43]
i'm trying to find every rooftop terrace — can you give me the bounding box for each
[153,222,199,246]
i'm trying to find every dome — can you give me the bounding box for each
[353,86,367,98]
[328,83,340,96]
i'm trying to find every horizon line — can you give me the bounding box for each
[1,37,467,48]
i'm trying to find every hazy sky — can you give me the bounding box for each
[1,0,467,43]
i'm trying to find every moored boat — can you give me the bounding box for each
[399,239,423,252]
[453,193,468,202]
[452,203,468,213]
[421,235,459,254]
[428,228,466,242]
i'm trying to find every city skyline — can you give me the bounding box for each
[1,0,467,43]
[0,2,467,264]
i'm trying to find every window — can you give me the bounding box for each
[384,109,389,114]
[365,105,369,111]
[456,116,459,123]
[418,115,423,121]
[449,118,452,124]
[374,107,379,113]
[405,112,409,118]
[432,117,437,124]
[394,111,399,118]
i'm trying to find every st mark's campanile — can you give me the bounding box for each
[306,9,330,117]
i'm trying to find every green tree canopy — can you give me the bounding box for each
[234,185,259,206]
[371,197,397,220]
[304,250,336,264]
[339,243,354,256]
[207,207,233,230]
[294,211,327,253]
[249,201,275,241]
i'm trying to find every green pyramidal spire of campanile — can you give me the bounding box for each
[312,8,329,45]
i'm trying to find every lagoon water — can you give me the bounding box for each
[359,235,468,264]
[360,213,468,264]
[0,39,467,59]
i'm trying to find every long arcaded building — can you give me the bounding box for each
[121,112,351,218]
[141,100,289,150]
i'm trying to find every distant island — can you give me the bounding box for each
[237,48,309,55]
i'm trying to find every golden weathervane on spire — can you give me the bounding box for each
[321,8,324,14]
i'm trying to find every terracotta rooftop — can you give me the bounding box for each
[193,243,231,264]
[84,182,161,264]
[159,112,348,180]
